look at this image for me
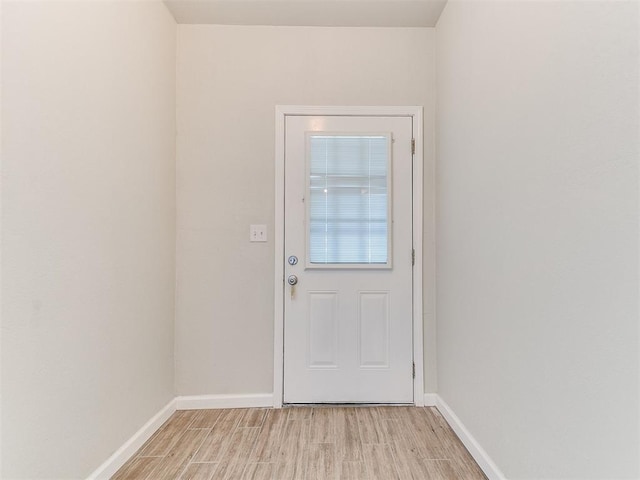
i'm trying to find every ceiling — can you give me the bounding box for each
[163,0,448,27]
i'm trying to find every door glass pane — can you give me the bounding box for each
[307,133,391,266]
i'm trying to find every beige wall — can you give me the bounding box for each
[436,1,639,478]
[1,2,176,478]
[176,25,437,396]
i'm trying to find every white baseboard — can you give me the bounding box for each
[176,393,274,410]
[86,398,176,480]
[423,393,438,406]
[434,395,506,480]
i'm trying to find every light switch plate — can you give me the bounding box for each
[250,224,267,242]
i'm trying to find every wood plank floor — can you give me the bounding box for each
[111,406,487,480]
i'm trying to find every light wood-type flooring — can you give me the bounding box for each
[111,406,487,480]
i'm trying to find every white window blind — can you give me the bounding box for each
[307,134,390,265]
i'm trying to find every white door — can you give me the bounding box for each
[283,115,414,404]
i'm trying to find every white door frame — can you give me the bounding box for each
[273,105,424,407]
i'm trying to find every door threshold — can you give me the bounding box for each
[283,402,414,408]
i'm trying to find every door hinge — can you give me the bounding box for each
[411,248,415,266]
[411,138,416,155]
[412,362,416,379]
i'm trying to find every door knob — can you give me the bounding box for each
[287,275,298,286]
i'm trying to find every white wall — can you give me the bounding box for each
[1,2,176,478]
[176,25,437,396]
[436,1,639,478]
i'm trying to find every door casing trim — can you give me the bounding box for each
[273,105,424,407]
